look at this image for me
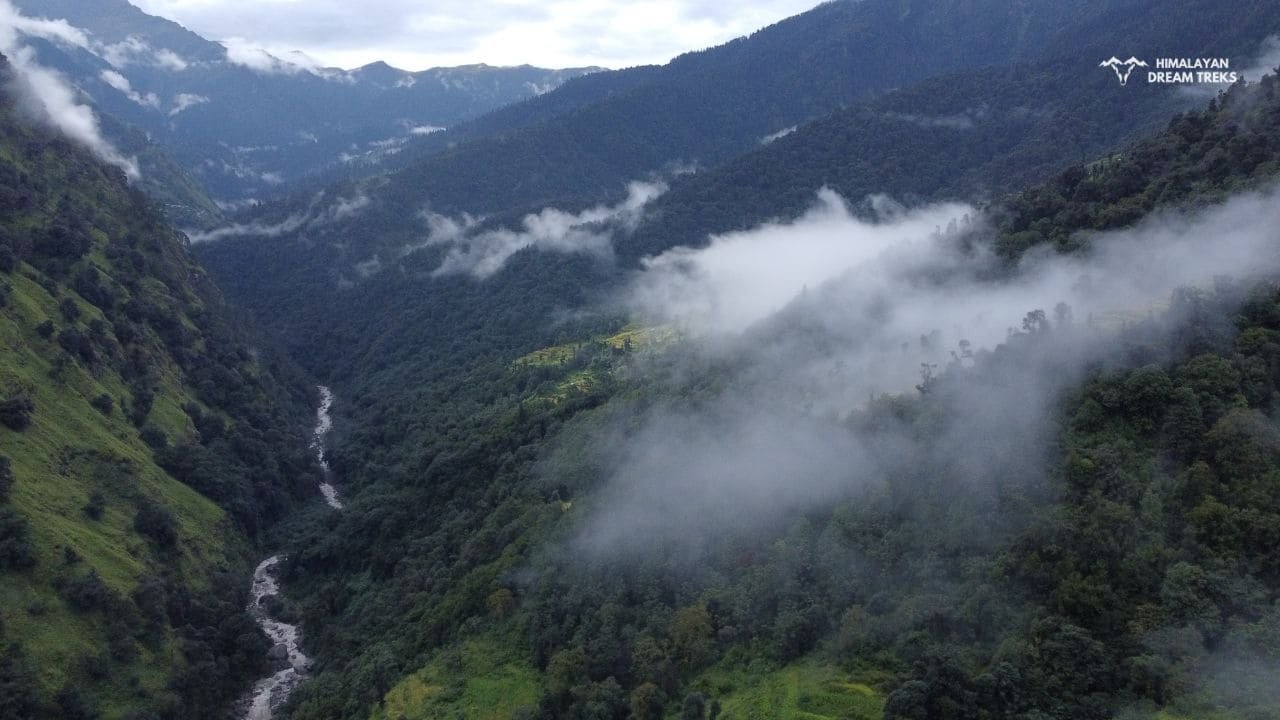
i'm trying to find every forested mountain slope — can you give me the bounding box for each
[0,53,318,719]
[270,72,1280,720]
[197,0,1280,404]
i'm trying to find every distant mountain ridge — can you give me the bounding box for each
[7,0,601,205]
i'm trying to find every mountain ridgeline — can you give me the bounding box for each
[10,0,600,209]
[0,52,318,718]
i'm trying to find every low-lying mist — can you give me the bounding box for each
[563,184,1280,558]
[1,0,140,178]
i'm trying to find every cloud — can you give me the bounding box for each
[1240,35,1280,82]
[0,2,91,50]
[220,37,308,74]
[627,190,973,334]
[1183,35,1280,98]
[421,180,666,278]
[100,35,190,70]
[759,125,796,144]
[408,124,445,135]
[0,3,139,179]
[186,191,370,242]
[99,69,161,108]
[882,106,987,130]
[219,37,353,81]
[130,0,822,70]
[169,92,209,116]
[569,185,1280,556]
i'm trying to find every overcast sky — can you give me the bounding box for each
[129,0,823,71]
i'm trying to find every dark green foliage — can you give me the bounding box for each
[0,396,33,431]
[59,297,80,322]
[52,683,100,720]
[0,636,39,720]
[61,571,111,613]
[138,426,168,450]
[132,500,177,549]
[89,394,113,415]
[680,692,706,720]
[995,73,1280,258]
[0,507,35,570]
[82,492,105,521]
[0,456,11,503]
[35,319,53,339]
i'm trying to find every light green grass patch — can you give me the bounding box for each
[688,658,884,720]
[372,634,541,720]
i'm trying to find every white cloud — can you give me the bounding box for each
[628,190,974,334]
[759,125,796,144]
[99,35,190,70]
[130,0,823,70]
[153,48,190,71]
[0,2,91,49]
[100,69,161,109]
[220,37,307,74]
[0,2,139,179]
[577,185,1280,554]
[408,124,445,135]
[186,191,370,242]
[169,92,209,116]
[422,180,666,278]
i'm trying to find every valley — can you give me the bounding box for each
[2,1,1280,719]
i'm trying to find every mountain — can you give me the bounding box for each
[185,0,1280,716]
[195,0,1280,392]
[7,0,600,206]
[275,73,1280,720]
[0,51,319,718]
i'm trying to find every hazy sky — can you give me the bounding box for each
[129,0,823,71]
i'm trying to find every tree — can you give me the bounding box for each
[133,500,178,549]
[83,492,106,521]
[669,606,714,672]
[0,508,36,570]
[0,397,34,431]
[680,692,706,720]
[0,456,12,502]
[90,394,114,415]
[628,683,665,720]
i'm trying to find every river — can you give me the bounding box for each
[236,385,340,719]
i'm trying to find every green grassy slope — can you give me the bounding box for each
[0,52,316,719]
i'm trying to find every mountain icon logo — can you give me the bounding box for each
[1099,56,1149,85]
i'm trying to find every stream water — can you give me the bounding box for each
[236,386,340,719]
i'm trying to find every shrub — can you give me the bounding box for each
[90,394,114,415]
[0,396,34,431]
[0,456,12,502]
[133,500,177,549]
[62,571,111,612]
[80,493,106,522]
[0,507,36,570]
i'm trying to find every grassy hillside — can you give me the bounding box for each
[0,53,316,719]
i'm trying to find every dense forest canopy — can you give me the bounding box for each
[3,1,1280,719]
